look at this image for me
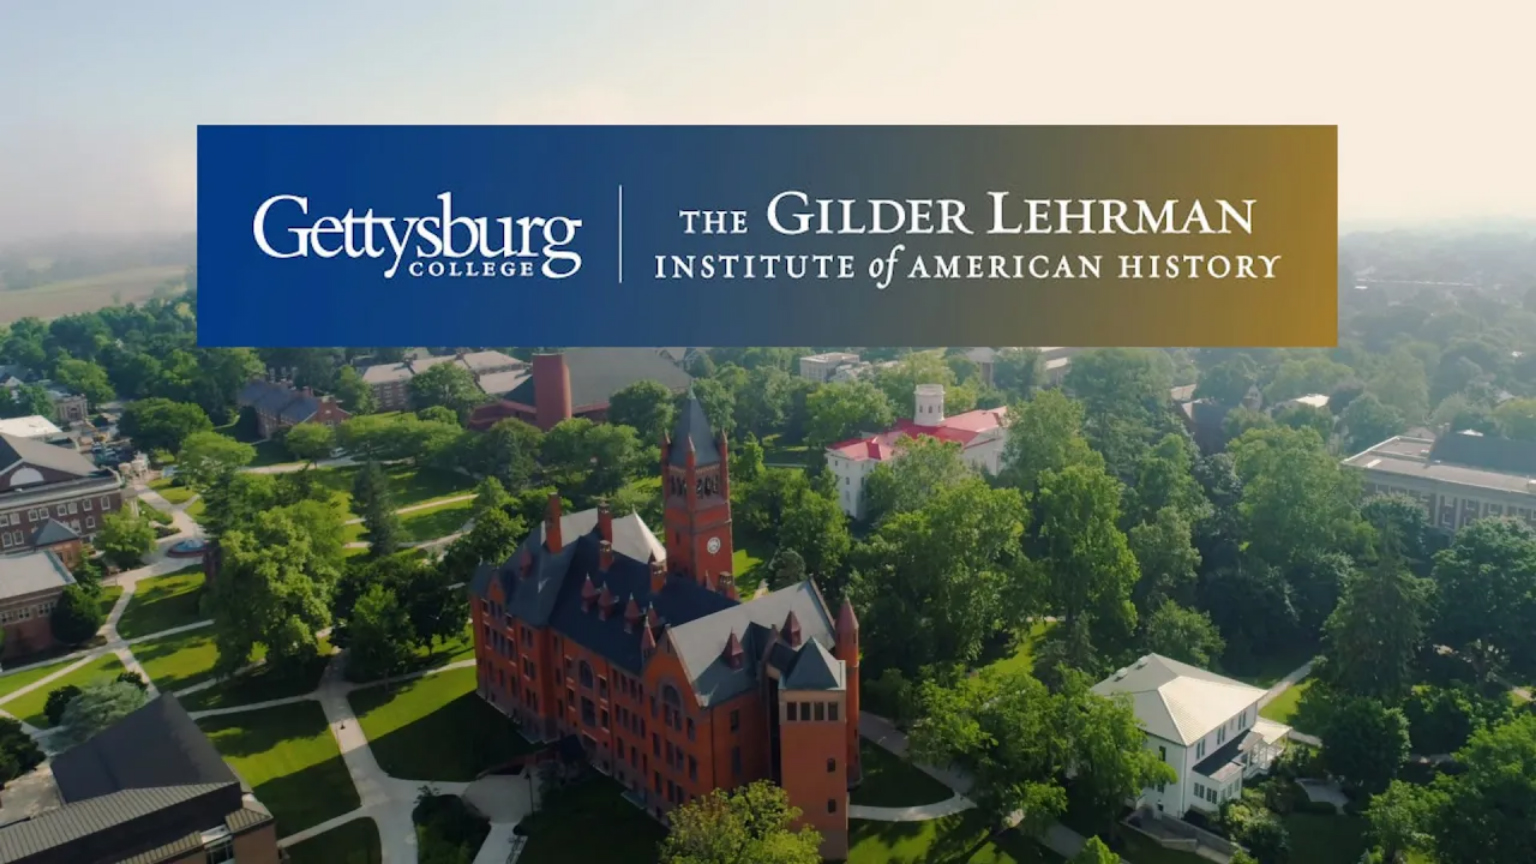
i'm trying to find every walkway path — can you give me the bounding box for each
[857,711,1119,861]
[344,493,477,526]
[1258,661,1313,708]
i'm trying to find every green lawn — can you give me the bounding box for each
[852,741,956,807]
[133,629,220,693]
[149,477,198,505]
[761,434,814,468]
[0,656,80,704]
[199,701,361,838]
[398,498,474,543]
[346,619,473,685]
[986,620,1057,678]
[518,777,666,864]
[1116,832,1207,864]
[179,641,333,712]
[96,585,124,619]
[285,817,382,864]
[1225,641,1318,689]
[2,653,126,728]
[849,812,1063,864]
[349,666,536,781]
[1259,680,1321,733]
[186,497,206,520]
[116,567,206,639]
[314,464,476,515]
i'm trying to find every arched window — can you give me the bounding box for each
[827,758,836,773]
[579,661,595,689]
[663,685,683,731]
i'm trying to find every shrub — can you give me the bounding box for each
[51,585,105,646]
[44,684,84,726]
[115,671,149,691]
[412,791,488,864]
[1298,799,1338,815]
[0,717,45,784]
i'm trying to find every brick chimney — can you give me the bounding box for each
[649,556,665,594]
[531,353,573,431]
[599,540,613,571]
[718,571,738,601]
[544,493,563,552]
[597,499,613,543]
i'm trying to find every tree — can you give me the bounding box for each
[284,422,335,463]
[539,418,645,505]
[471,476,512,519]
[862,435,972,524]
[1364,780,1438,864]
[1070,837,1118,864]
[608,379,676,445]
[775,482,852,591]
[353,461,402,558]
[997,389,1102,495]
[116,671,148,691]
[1273,402,1335,443]
[333,364,377,414]
[408,362,485,417]
[55,681,150,749]
[767,548,806,589]
[1430,517,1536,678]
[1318,548,1432,704]
[176,430,256,490]
[0,383,54,419]
[992,348,1044,398]
[1417,714,1536,864]
[1127,434,1210,526]
[1320,696,1410,794]
[803,380,895,451]
[907,667,1173,831]
[1142,601,1226,668]
[346,584,416,681]
[1032,462,1140,654]
[1128,507,1201,614]
[1230,425,1366,570]
[1195,356,1260,408]
[206,500,346,674]
[659,781,822,864]
[44,684,83,726]
[51,584,106,645]
[1342,394,1406,453]
[1361,494,1438,575]
[848,476,1024,675]
[97,508,156,570]
[442,507,526,585]
[1493,397,1536,441]
[685,377,737,436]
[119,397,213,453]
[53,356,114,406]
[0,717,44,785]
[1403,684,1510,756]
[472,417,541,489]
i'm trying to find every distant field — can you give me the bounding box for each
[0,265,186,322]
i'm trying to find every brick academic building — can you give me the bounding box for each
[470,395,861,858]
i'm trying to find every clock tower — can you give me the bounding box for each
[662,391,735,593]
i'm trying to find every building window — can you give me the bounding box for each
[731,746,742,776]
[729,710,740,733]
[785,701,796,721]
[827,758,836,773]
[1217,726,1227,746]
[829,703,839,722]
[580,661,595,689]
[599,677,609,698]
[688,756,697,780]
[686,718,695,741]
[582,698,597,727]
[653,734,661,757]
[1196,740,1206,759]
[827,799,838,814]
[814,702,825,722]
[1158,746,1167,762]
[601,709,610,730]
[799,703,811,722]
[205,837,236,864]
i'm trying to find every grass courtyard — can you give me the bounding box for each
[199,701,361,838]
[284,817,382,864]
[848,812,1062,864]
[0,653,127,728]
[1259,679,1319,733]
[314,464,476,516]
[348,665,536,781]
[148,476,197,505]
[852,741,956,808]
[179,640,334,712]
[116,566,206,639]
[132,629,221,693]
[517,777,667,864]
[397,498,474,543]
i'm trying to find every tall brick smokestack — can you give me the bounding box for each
[532,353,573,431]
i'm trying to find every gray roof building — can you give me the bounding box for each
[0,549,75,603]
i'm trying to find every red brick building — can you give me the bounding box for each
[0,548,77,660]
[235,380,351,440]
[0,432,125,555]
[467,349,693,432]
[469,395,860,858]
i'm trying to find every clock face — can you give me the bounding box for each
[706,537,722,555]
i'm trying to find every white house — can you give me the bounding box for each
[0,416,64,441]
[1092,654,1291,818]
[824,384,1008,519]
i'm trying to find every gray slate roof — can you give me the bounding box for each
[0,550,75,601]
[29,519,79,548]
[782,639,846,691]
[52,694,237,801]
[0,784,233,863]
[471,511,841,707]
[237,380,323,424]
[0,433,99,479]
[668,394,721,467]
[502,348,692,409]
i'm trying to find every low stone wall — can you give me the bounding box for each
[1125,809,1244,858]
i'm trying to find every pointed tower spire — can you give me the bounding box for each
[581,575,598,610]
[724,630,745,669]
[641,622,658,658]
[783,610,803,647]
[624,594,642,632]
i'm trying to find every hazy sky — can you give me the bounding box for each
[1,0,1531,241]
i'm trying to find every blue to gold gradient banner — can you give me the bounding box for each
[196,126,1336,348]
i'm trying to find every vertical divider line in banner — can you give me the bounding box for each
[617,184,625,284]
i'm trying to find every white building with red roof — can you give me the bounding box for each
[824,384,1008,519]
